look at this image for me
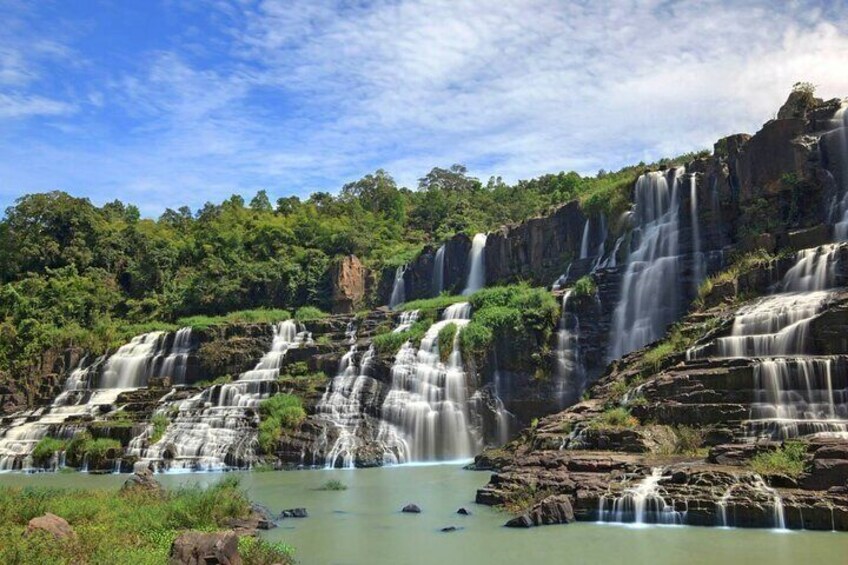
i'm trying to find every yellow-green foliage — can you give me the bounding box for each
[31,437,67,466]
[258,394,306,453]
[697,248,777,303]
[372,318,431,356]
[293,306,328,321]
[150,413,170,444]
[0,475,292,564]
[398,293,469,318]
[750,441,807,478]
[177,309,292,331]
[589,407,639,430]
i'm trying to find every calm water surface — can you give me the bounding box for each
[2,464,846,565]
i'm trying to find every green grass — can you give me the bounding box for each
[437,322,458,362]
[238,537,295,565]
[398,293,469,317]
[176,308,292,330]
[697,248,779,303]
[150,413,170,444]
[194,375,234,388]
[316,479,348,491]
[0,475,293,564]
[293,306,328,322]
[750,441,808,478]
[588,407,639,430]
[258,394,306,454]
[372,319,431,356]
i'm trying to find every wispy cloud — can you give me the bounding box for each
[1,0,847,214]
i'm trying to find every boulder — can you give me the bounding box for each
[279,508,308,519]
[401,503,421,513]
[456,507,471,515]
[25,513,75,540]
[121,467,163,494]
[169,531,241,565]
[504,495,575,528]
[440,526,460,532]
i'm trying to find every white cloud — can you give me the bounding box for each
[2,0,848,213]
[0,93,75,119]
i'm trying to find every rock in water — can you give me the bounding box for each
[279,508,308,518]
[401,503,421,513]
[25,513,76,540]
[456,507,471,515]
[504,495,575,528]
[440,526,461,532]
[169,531,241,565]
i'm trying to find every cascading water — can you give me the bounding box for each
[432,244,446,295]
[161,327,193,384]
[825,103,848,240]
[609,168,685,359]
[686,245,848,440]
[389,266,406,309]
[579,219,591,259]
[690,173,704,291]
[100,332,169,388]
[554,291,585,406]
[394,310,419,333]
[751,474,787,530]
[315,345,382,468]
[378,303,482,462]
[597,467,686,525]
[136,320,307,470]
[463,233,487,295]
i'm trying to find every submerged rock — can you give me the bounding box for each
[401,503,421,513]
[456,507,471,515]
[440,525,461,532]
[279,508,308,519]
[25,513,75,540]
[169,531,241,565]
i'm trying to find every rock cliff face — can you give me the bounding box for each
[330,255,367,314]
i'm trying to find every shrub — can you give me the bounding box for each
[673,426,704,455]
[399,293,469,317]
[571,275,597,297]
[372,319,430,356]
[317,479,347,491]
[589,407,638,429]
[150,413,170,444]
[31,437,67,466]
[437,322,458,362]
[294,306,327,322]
[80,438,122,468]
[458,321,493,358]
[239,537,295,565]
[177,309,291,330]
[750,441,807,478]
[258,394,306,453]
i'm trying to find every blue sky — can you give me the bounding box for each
[1,0,847,216]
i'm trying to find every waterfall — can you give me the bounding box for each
[315,346,382,468]
[160,327,193,384]
[751,475,787,530]
[492,371,514,445]
[826,103,848,240]
[597,467,686,525]
[432,244,445,295]
[463,233,488,295]
[554,291,585,406]
[378,302,482,462]
[138,320,307,470]
[1,325,196,471]
[746,357,848,439]
[100,332,168,388]
[389,266,406,309]
[690,173,704,291]
[782,244,838,292]
[609,168,685,360]
[394,310,419,333]
[579,219,591,259]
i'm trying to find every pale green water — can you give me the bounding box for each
[2,465,846,565]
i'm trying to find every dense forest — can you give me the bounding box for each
[0,155,706,375]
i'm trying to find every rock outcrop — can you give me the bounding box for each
[169,531,241,565]
[331,255,367,314]
[25,513,76,540]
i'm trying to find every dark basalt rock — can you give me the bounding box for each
[279,508,308,519]
[401,504,421,513]
[504,495,575,528]
[440,526,461,532]
[456,507,471,515]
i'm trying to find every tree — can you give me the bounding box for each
[250,190,273,212]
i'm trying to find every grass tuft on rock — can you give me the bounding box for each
[750,441,807,478]
[317,479,348,491]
